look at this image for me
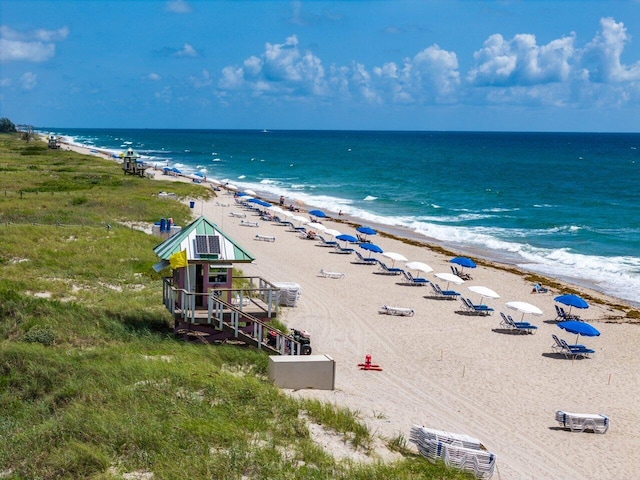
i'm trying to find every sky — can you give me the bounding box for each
[2,0,640,132]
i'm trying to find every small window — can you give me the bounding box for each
[208,266,228,284]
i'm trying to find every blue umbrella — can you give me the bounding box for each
[450,257,476,269]
[193,172,204,177]
[170,167,182,174]
[558,321,600,337]
[337,234,358,243]
[308,209,327,218]
[555,294,589,310]
[236,192,249,197]
[356,226,377,236]
[360,243,383,257]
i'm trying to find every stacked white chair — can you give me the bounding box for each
[410,425,496,479]
[555,411,610,434]
[272,282,301,307]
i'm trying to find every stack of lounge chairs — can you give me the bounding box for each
[409,425,496,479]
[272,282,301,307]
[555,411,609,434]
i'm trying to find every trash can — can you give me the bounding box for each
[189,201,195,208]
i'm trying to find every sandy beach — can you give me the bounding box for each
[59,140,640,479]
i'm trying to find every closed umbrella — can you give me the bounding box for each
[468,285,500,304]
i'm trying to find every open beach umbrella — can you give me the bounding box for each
[357,226,377,235]
[268,205,285,214]
[323,229,342,238]
[468,285,500,304]
[170,167,182,174]
[505,301,543,321]
[555,294,589,316]
[308,209,327,218]
[434,272,465,289]
[360,243,383,258]
[244,189,257,196]
[405,261,433,275]
[306,222,326,232]
[226,184,238,191]
[291,215,309,226]
[382,251,408,267]
[236,192,249,197]
[557,320,600,344]
[281,210,295,218]
[336,234,358,243]
[450,257,477,269]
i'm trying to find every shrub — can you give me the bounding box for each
[23,325,56,346]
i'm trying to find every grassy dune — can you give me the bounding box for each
[0,133,470,479]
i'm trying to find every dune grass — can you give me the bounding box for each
[0,133,471,479]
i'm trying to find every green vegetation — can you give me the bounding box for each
[0,132,471,479]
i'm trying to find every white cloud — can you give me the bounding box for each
[468,32,575,86]
[0,38,55,62]
[0,26,67,62]
[190,69,212,88]
[165,0,192,13]
[175,43,198,57]
[148,73,161,81]
[0,78,11,87]
[20,72,37,90]
[581,17,640,83]
[218,35,327,97]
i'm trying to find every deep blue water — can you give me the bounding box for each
[42,128,640,305]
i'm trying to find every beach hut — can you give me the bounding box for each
[153,216,302,353]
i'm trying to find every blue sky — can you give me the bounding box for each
[2,0,640,131]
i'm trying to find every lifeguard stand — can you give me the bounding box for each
[121,147,148,177]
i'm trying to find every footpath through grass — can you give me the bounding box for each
[0,133,471,479]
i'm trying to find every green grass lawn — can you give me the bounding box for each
[0,133,472,479]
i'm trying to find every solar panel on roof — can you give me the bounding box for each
[207,235,221,254]
[195,235,220,256]
[195,235,208,254]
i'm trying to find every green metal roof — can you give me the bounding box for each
[153,216,255,263]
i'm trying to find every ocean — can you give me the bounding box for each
[42,128,640,305]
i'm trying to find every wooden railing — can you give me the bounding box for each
[161,277,302,354]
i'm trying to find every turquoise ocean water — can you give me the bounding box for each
[43,128,640,305]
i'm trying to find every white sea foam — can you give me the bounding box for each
[363,195,377,201]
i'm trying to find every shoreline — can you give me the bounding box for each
[49,133,637,313]
[48,132,638,309]
[52,134,639,478]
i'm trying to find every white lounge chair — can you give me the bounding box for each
[229,211,247,218]
[319,269,345,279]
[240,220,259,227]
[555,410,609,434]
[254,234,275,242]
[379,305,415,316]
